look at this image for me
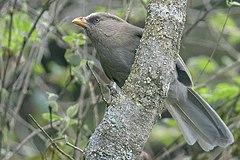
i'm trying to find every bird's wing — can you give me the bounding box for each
[132,26,144,38]
[175,55,193,87]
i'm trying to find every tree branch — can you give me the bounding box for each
[15,0,51,71]
[85,0,188,159]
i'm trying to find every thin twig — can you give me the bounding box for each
[195,8,231,85]
[226,92,240,120]
[29,114,54,145]
[2,0,17,88]
[139,0,147,10]
[9,46,37,131]
[49,105,53,129]
[3,43,37,159]
[65,136,84,153]
[125,0,134,21]
[183,1,222,38]
[88,82,99,126]
[213,34,239,60]
[0,1,17,142]
[3,121,60,160]
[15,0,50,71]
[196,58,240,89]
[29,114,74,160]
[155,141,185,160]
[74,85,86,159]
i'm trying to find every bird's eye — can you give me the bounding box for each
[87,16,101,24]
[93,18,100,23]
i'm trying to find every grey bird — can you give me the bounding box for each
[72,12,234,151]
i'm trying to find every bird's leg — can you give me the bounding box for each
[106,82,119,98]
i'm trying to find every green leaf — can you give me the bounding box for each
[163,118,177,127]
[46,92,59,111]
[78,39,85,45]
[213,83,239,100]
[0,9,40,54]
[226,0,240,7]
[197,87,212,101]
[187,56,218,81]
[208,11,240,44]
[42,113,61,121]
[66,104,78,118]
[33,63,45,74]
[72,67,87,84]
[65,50,81,66]
[62,35,75,44]
[81,59,94,65]
[235,101,240,112]
[143,0,149,3]
[46,92,59,101]
[62,33,85,46]
[69,119,78,125]
[200,83,239,104]
[48,101,59,111]
[150,124,180,146]
[75,33,85,39]
[0,88,9,100]
[47,62,69,87]
[197,83,239,108]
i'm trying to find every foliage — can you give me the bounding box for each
[0,0,239,160]
[226,0,240,7]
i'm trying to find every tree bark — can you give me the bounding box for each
[85,0,188,159]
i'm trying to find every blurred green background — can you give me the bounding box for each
[0,0,240,159]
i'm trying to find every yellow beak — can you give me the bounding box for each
[72,17,87,28]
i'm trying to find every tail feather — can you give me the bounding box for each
[166,103,215,151]
[198,138,214,151]
[187,88,234,146]
[166,82,234,151]
[166,104,197,145]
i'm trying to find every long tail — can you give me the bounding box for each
[166,82,234,151]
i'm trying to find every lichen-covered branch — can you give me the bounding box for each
[85,0,188,159]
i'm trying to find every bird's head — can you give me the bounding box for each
[72,12,127,44]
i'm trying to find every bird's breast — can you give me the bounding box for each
[97,45,135,86]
